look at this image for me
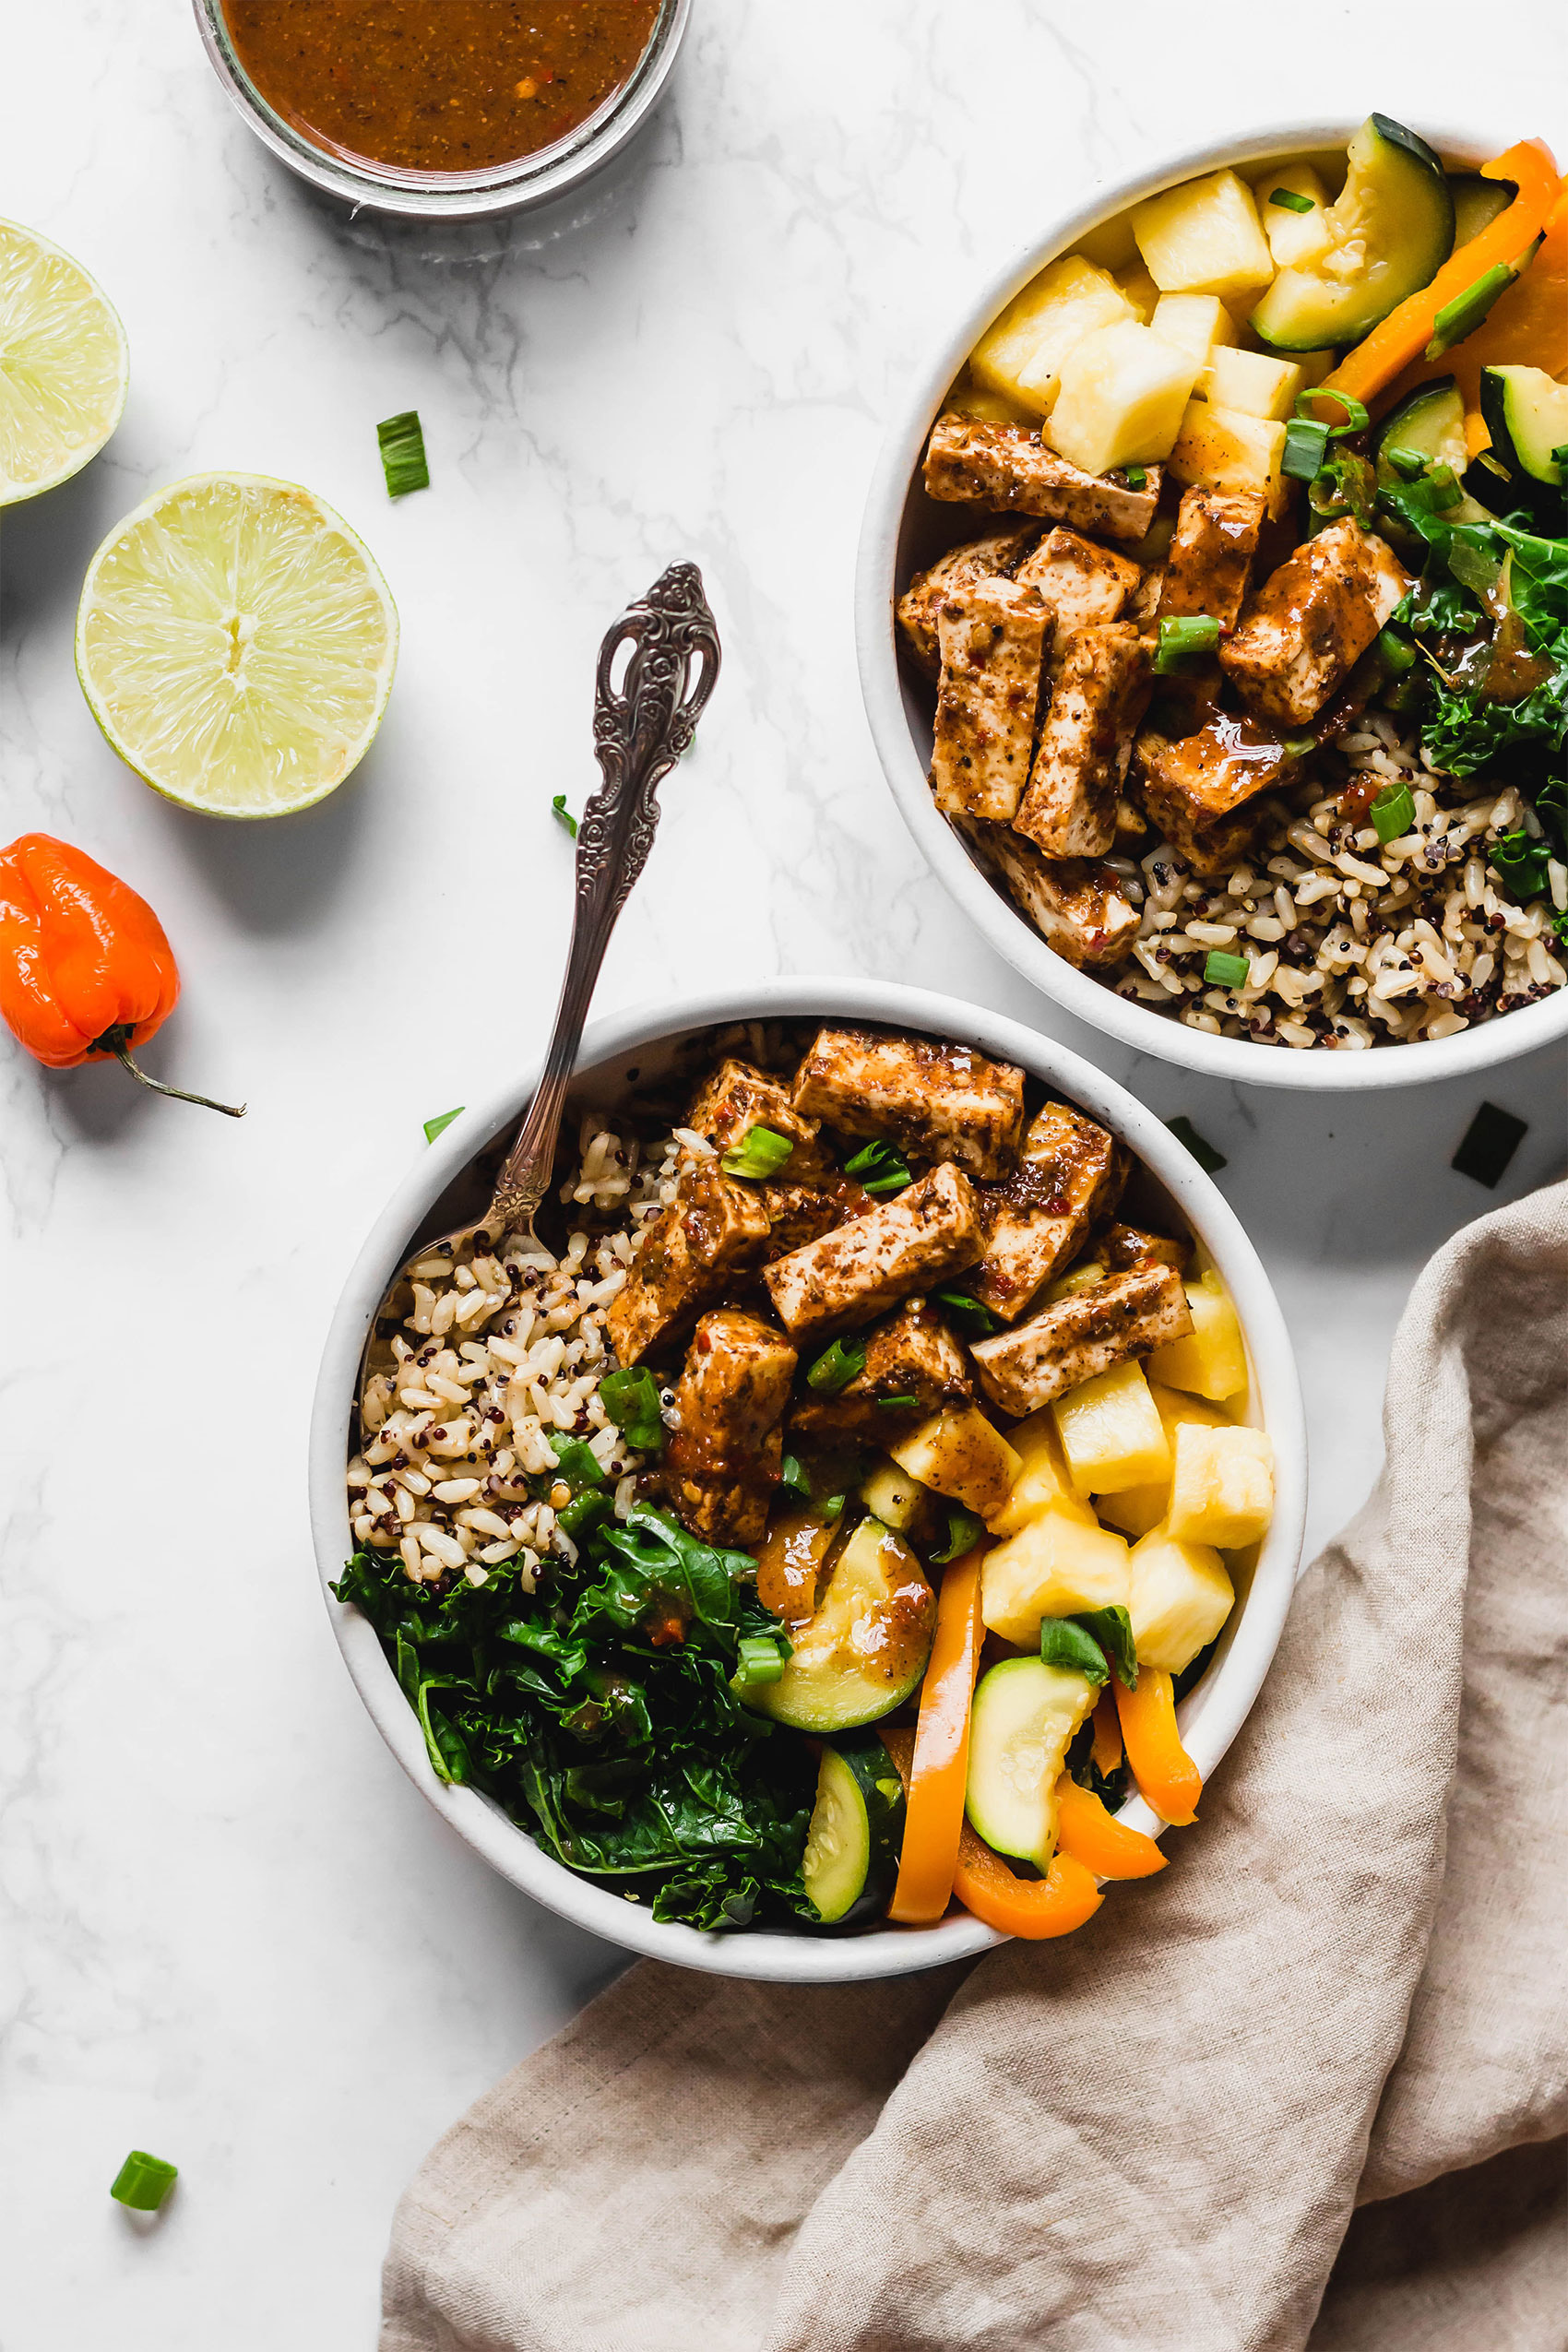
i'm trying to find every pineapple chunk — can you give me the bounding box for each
[970,255,1137,417]
[1113,262,1161,324]
[1127,1526,1234,1670]
[1051,1360,1170,1496]
[1046,322,1199,476]
[1169,400,1289,519]
[1166,1422,1275,1550]
[860,1455,932,1537]
[890,1403,1020,1521]
[981,1507,1130,1646]
[1150,293,1238,366]
[1253,165,1334,269]
[1293,349,1337,390]
[1045,1258,1107,1302]
[1146,1269,1249,1402]
[1095,1382,1229,1538]
[987,1408,1098,1538]
[945,372,1038,426]
[1132,169,1275,300]
[1198,345,1303,422]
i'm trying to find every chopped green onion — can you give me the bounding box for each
[1154,614,1220,672]
[844,1138,912,1195]
[819,1491,847,1520]
[1384,444,1431,482]
[599,1366,665,1453]
[1451,1102,1527,1190]
[1203,949,1251,991]
[935,1288,999,1335]
[1374,626,1417,677]
[1425,263,1515,361]
[1371,781,1416,844]
[1166,1114,1227,1174]
[932,1507,983,1564]
[806,1336,867,1396]
[877,1394,920,1411]
[1282,416,1331,481]
[779,1452,812,1501]
[1424,463,1462,511]
[376,410,429,497]
[1124,465,1147,489]
[111,2152,177,2211]
[735,1634,788,1685]
[1269,186,1315,214]
[1296,386,1370,437]
[1039,1616,1109,1684]
[721,1124,795,1180]
[422,1106,463,1144]
[1075,1604,1137,1688]
[551,793,577,840]
[549,1433,607,1490]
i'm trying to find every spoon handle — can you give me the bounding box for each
[485,562,720,1233]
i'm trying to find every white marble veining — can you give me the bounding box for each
[1,4,1564,2340]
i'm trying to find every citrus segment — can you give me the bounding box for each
[0,218,128,504]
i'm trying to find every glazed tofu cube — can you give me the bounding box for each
[1165,1421,1275,1549]
[1046,322,1201,477]
[1146,1268,1249,1401]
[1197,345,1304,423]
[684,1058,825,1171]
[1170,402,1289,520]
[1102,1222,1190,1275]
[1013,527,1141,630]
[931,577,1051,824]
[985,1406,1099,1537]
[664,1310,797,1547]
[789,1299,971,1441]
[1012,622,1151,860]
[1051,1359,1170,1494]
[1253,165,1333,269]
[757,1176,866,1261]
[964,823,1142,968]
[889,1402,1022,1520]
[1157,486,1265,630]
[1134,741,1278,878]
[1132,169,1274,300]
[1134,717,1302,873]
[1220,520,1411,727]
[1094,1379,1228,1540]
[969,1262,1194,1418]
[605,1162,772,1366]
[1149,293,1238,366]
[896,525,1040,680]
[1127,1527,1234,1672]
[969,255,1138,415]
[923,414,1162,543]
[972,1100,1129,1321]
[764,1161,983,1341]
[790,1027,1027,1179]
[980,1508,1131,1645]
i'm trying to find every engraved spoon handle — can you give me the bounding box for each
[485,562,720,1234]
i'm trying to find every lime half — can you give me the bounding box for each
[0,218,128,505]
[77,472,398,818]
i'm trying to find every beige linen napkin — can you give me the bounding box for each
[382,1184,1567,2352]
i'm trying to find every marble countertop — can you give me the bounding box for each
[2,3,1563,2340]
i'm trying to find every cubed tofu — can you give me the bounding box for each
[1012,622,1152,859]
[1165,1421,1275,1549]
[923,414,1162,543]
[1127,1526,1234,1671]
[1112,262,1161,323]
[981,1507,1131,1645]
[605,1162,772,1366]
[1132,169,1275,300]
[1220,520,1411,727]
[758,1176,866,1262]
[1197,345,1303,423]
[969,255,1138,415]
[890,1401,1021,1520]
[969,1262,1194,1419]
[896,525,1040,680]
[963,822,1142,968]
[1149,292,1238,365]
[1102,1222,1190,1275]
[972,1100,1129,1322]
[1146,1269,1248,1401]
[1046,322,1201,477]
[664,1310,797,1548]
[1094,1380,1228,1538]
[1169,401,1289,520]
[684,1058,825,1171]
[790,1027,1026,1179]
[931,578,1051,824]
[1134,728,1285,876]
[764,1161,982,1341]
[789,1298,971,1442]
[1157,486,1266,630]
[1013,527,1141,629]
[986,1405,1098,1536]
[1252,165,1333,269]
[1051,1359,1171,1495]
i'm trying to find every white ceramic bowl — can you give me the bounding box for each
[855,118,1568,1092]
[310,978,1306,1979]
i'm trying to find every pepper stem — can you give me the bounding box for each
[112,1045,246,1119]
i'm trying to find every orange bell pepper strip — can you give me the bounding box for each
[1089,1687,1123,1778]
[1384,188,1568,450]
[1054,1776,1167,1880]
[1321,139,1562,418]
[1113,1669,1202,1827]
[951,1821,1102,1941]
[885,1544,985,1923]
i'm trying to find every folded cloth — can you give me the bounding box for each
[382,1186,1567,2352]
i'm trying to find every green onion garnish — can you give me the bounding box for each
[1374,626,1418,678]
[422,1106,464,1144]
[1451,1102,1527,1190]
[1425,262,1515,361]
[376,410,429,497]
[844,1138,912,1195]
[1425,463,1462,511]
[820,1491,847,1520]
[932,1507,984,1564]
[552,794,578,840]
[1203,949,1250,990]
[1269,186,1315,213]
[1384,445,1431,482]
[1039,1616,1109,1684]
[1125,465,1147,489]
[1282,416,1331,481]
[549,1433,607,1490]
[1154,614,1220,673]
[600,1366,665,1453]
[735,1633,788,1685]
[1371,780,1416,843]
[1296,386,1369,437]
[779,1452,812,1501]
[935,1287,999,1335]
[721,1124,795,1180]
[806,1336,867,1396]
[1075,1604,1137,1688]
[877,1394,920,1411]
[111,2152,177,2211]
[1166,1115,1227,1174]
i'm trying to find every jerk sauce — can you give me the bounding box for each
[222,0,663,174]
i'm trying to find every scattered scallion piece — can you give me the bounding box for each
[1374,625,1417,678]
[806,1336,867,1396]
[422,1106,464,1144]
[1125,465,1147,489]
[376,410,430,498]
[1282,416,1331,481]
[735,1634,788,1685]
[877,1394,920,1411]
[1075,1604,1137,1688]
[820,1491,847,1520]
[1425,262,1516,361]
[1371,780,1416,844]
[844,1138,912,1195]
[1384,444,1431,482]
[1296,386,1369,437]
[935,1287,999,1335]
[779,1452,812,1501]
[1166,1115,1227,1174]
[932,1507,984,1564]
[111,2152,177,2212]
[1154,614,1220,672]
[1452,1102,1526,1190]
[549,1433,607,1490]
[551,794,578,840]
[1269,186,1315,214]
[1424,462,1462,511]
[720,1124,795,1180]
[1039,1616,1110,1684]
[1203,949,1251,990]
[599,1366,665,1454]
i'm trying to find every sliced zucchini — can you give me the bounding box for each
[1374,376,1468,485]
[1448,173,1515,249]
[1480,364,1568,494]
[1252,114,1454,352]
[965,1655,1098,1870]
[741,1516,934,1733]
[802,1733,907,1927]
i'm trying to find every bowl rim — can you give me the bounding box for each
[853,114,1568,1092]
[309,976,1307,1982]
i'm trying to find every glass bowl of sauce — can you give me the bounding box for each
[194,0,689,219]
